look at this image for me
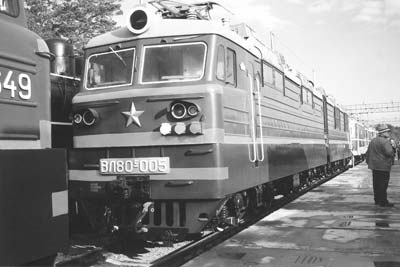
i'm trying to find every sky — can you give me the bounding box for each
[114,0,400,122]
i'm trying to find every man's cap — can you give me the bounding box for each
[377,124,391,134]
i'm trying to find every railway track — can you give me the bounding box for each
[56,166,351,267]
[151,166,350,267]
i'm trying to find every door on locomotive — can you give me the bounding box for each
[322,95,330,162]
[0,0,68,265]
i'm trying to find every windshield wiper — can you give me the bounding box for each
[109,46,127,66]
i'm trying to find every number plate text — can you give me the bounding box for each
[100,157,170,175]
[0,68,32,100]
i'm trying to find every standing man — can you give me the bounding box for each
[366,124,395,207]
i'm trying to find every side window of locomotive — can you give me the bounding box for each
[226,48,236,86]
[302,89,307,104]
[313,97,323,116]
[141,42,206,84]
[302,89,312,106]
[274,70,284,93]
[263,62,273,86]
[216,45,225,81]
[334,108,341,130]
[0,0,18,16]
[340,112,345,131]
[86,48,135,90]
[344,114,349,132]
[262,63,283,95]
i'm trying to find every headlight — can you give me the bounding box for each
[171,102,187,120]
[169,101,200,120]
[187,104,200,117]
[73,108,99,126]
[82,108,98,126]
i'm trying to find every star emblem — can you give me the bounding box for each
[121,101,144,127]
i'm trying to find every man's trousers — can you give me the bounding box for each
[372,170,390,204]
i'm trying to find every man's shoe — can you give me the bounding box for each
[379,202,394,207]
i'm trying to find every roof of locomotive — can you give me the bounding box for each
[85,5,345,110]
[86,16,283,70]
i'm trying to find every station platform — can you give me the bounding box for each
[183,162,400,267]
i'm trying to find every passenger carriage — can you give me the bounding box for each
[348,118,376,164]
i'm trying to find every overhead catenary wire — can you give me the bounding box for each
[272,32,315,80]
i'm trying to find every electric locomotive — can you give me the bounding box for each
[0,0,68,265]
[68,1,351,241]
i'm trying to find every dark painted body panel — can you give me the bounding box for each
[0,2,69,264]
[0,149,68,266]
[219,143,327,196]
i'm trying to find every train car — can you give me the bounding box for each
[349,117,368,163]
[348,118,376,164]
[324,96,352,170]
[68,1,351,241]
[0,0,68,265]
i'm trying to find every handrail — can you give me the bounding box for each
[255,76,265,162]
[248,72,257,163]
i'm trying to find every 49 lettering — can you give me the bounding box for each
[0,70,31,100]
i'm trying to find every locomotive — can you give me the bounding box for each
[0,0,68,265]
[68,1,352,241]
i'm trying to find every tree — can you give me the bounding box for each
[25,0,122,54]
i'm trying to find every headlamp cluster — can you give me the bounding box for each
[160,101,203,136]
[73,108,99,126]
[170,101,200,120]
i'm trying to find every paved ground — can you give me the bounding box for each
[184,162,400,267]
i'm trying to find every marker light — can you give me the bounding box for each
[73,113,83,124]
[174,122,186,135]
[160,123,172,136]
[188,122,202,135]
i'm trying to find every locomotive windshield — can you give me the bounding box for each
[0,0,19,16]
[86,47,135,89]
[141,42,206,84]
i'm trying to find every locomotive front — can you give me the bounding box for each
[69,7,228,240]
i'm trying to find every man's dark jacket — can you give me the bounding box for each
[366,136,394,171]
